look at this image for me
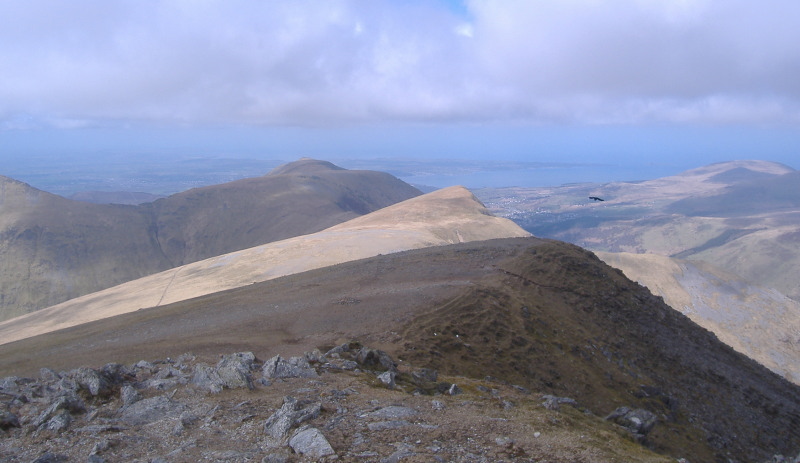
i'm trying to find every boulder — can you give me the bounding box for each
[33,394,85,429]
[262,355,318,379]
[263,396,321,441]
[120,384,142,406]
[216,352,256,389]
[288,426,336,459]
[192,365,225,394]
[67,367,111,397]
[378,371,396,389]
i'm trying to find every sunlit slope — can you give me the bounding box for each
[489,160,800,301]
[597,251,800,385]
[0,186,529,345]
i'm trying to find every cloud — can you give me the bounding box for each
[1,0,799,129]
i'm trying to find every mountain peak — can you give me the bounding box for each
[266,158,346,176]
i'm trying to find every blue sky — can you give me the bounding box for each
[1,0,799,173]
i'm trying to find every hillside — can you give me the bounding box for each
[0,175,173,320]
[479,160,800,301]
[0,238,798,462]
[0,186,529,345]
[0,159,420,321]
[597,251,800,385]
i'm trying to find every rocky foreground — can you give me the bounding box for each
[0,341,753,463]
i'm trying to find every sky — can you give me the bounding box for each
[1,0,799,174]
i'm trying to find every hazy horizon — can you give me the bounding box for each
[2,1,799,183]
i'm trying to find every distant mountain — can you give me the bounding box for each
[480,160,800,301]
[145,157,422,266]
[1,238,798,462]
[0,159,421,320]
[597,251,800,385]
[0,186,529,345]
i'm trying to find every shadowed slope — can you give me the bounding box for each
[0,176,172,320]
[597,251,800,385]
[0,159,421,320]
[146,158,421,266]
[0,186,529,345]
[0,238,798,462]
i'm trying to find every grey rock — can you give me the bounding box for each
[341,360,359,370]
[67,367,111,397]
[363,406,418,420]
[154,366,182,380]
[33,393,85,429]
[448,384,462,396]
[191,364,225,393]
[120,385,141,406]
[119,395,184,426]
[145,378,178,391]
[216,352,256,389]
[289,426,336,459]
[431,400,445,411]
[605,407,658,437]
[305,349,325,364]
[378,371,396,389]
[324,342,353,357]
[263,355,318,379]
[263,396,321,440]
[43,409,71,432]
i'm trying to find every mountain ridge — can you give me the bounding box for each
[0,237,798,462]
[0,186,529,345]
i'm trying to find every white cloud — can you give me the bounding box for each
[0,0,798,128]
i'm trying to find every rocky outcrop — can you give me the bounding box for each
[1,344,797,462]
